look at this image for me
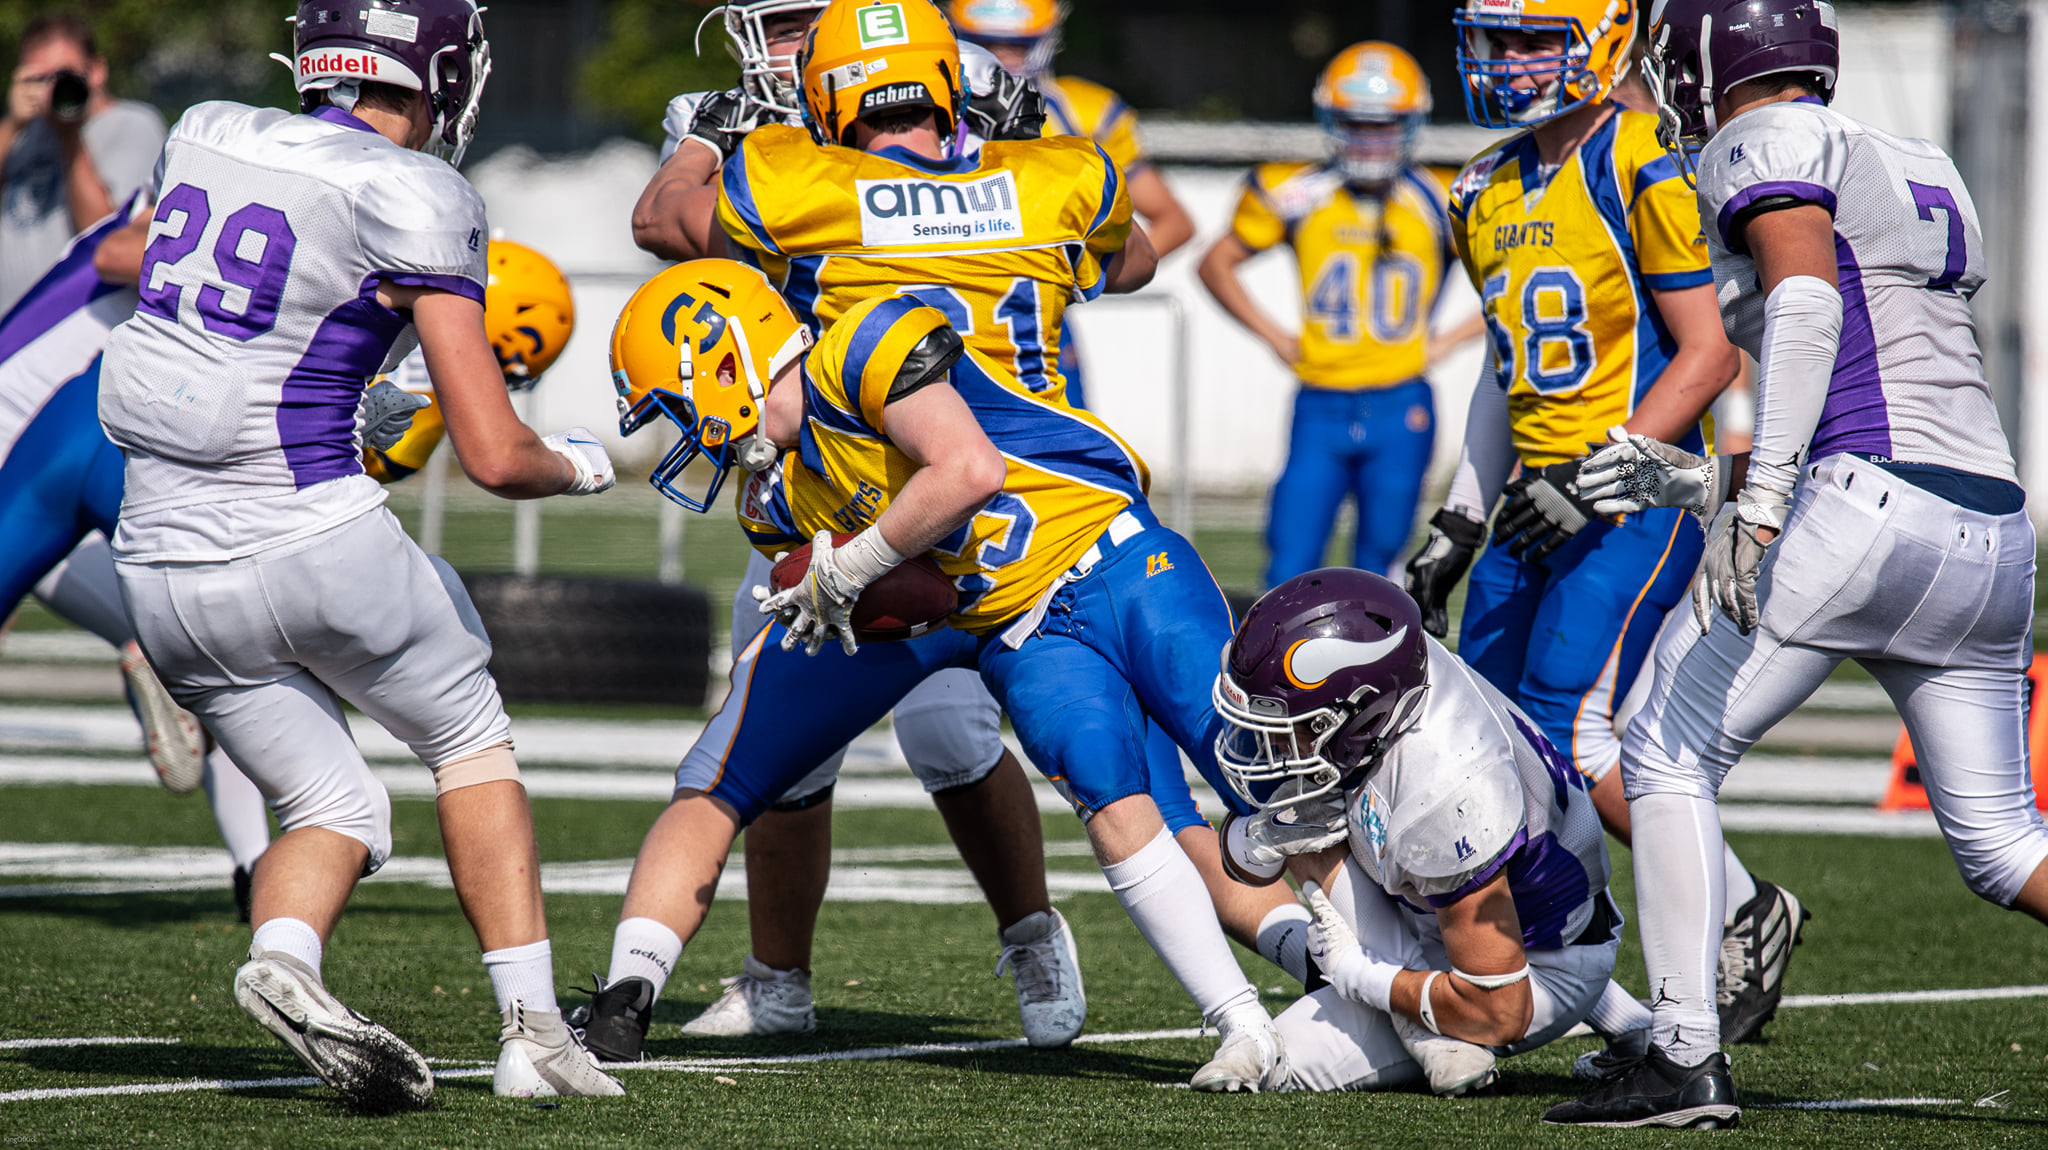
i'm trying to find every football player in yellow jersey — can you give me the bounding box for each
[1403,0,1802,1067]
[1199,42,1468,588]
[946,0,1193,407]
[593,260,1297,1091]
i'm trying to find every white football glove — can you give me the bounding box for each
[1222,801,1349,881]
[1576,426,1723,519]
[1693,487,1788,635]
[359,380,431,452]
[753,526,903,657]
[1301,880,1400,1012]
[542,427,616,496]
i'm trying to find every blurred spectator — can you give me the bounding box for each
[0,14,164,312]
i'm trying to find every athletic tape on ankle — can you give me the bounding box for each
[432,741,521,795]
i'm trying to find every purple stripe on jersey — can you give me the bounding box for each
[1809,232,1890,460]
[311,106,379,134]
[1715,180,1838,254]
[0,213,128,364]
[1427,828,1595,951]
[373,271,485,305]
[1426,827,1529,911]
[277,289,409,489]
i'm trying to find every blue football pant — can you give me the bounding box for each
[0,361,123,624]
[1264,379,1434,588]
[1458,507,1702,784]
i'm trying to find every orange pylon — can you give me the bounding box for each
[1880,653,2048,811]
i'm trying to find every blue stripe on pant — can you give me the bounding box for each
[977,518,1238,827]
[0,358,123,621]
[1457,507,1702,782]
[1264,378,1434,588]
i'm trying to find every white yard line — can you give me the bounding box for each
[1782,984,2048,1009]
[0,1037,179,1050]
[1757,1097,1965,1111]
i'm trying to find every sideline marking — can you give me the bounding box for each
[1758,1097,1964,1111]
[0,1037,180,1050]
[1782,984,2048,1009]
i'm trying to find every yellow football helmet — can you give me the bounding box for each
[947,0,1064,77]
[1457,0,1636,128]
[484,240,574,392]
[611,259,814,512]
[1315,42,1431,186]
[799,0,964,146]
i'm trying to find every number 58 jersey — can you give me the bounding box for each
[1450,109,1713,467]
[100,101,488,563]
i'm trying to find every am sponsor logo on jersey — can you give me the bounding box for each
[857,171,1024,246]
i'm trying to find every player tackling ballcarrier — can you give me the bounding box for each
[1550,0,2048,1126]
[95,0,620,1107]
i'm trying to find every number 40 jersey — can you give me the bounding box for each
[100,101,488,564]
[1695,99,2015,485]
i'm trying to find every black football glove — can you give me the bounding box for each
[1404,507,1485,639]
[685,88,776,165]
[961,65,1047,142]
[1493,459,1599,562]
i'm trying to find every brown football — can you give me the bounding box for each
[769,534,959,642]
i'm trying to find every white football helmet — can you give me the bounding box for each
[699,0,832,117]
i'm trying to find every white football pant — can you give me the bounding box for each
[117,508,513,871]
[1275,855,1618,1091]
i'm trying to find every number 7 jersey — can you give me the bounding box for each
[99,101,488,562]
[1449,108,1713,466]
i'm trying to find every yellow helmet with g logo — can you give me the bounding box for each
[1314,42,1432,186]
[799,0,965,146]
[947,0,1064,76]
[610,259,814,512]
[484,240,574,391]
[1457,0,1637,128]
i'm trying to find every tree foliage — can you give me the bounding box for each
[575,0,737,145]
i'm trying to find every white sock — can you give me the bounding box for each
[483,939,558,1015]
[1255,902,1313,986]
[203,748,272,872]
[1101,827,1259,1021]
[608,916,684,998]
[1587,978,1652,1038]
[1722,845,1757,926]
[1631,793,1726,1066]
[252,917,323,975]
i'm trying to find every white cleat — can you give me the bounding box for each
[1391,1011,1498,1097]
[495,1000,624,1097]
[678,954,817,1037]
[233,947,433,1111]
[1189,1004,1289,1093]
[121,640,204,795]
[996,909,1086,1048]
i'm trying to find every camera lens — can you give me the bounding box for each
[50,71,89,123]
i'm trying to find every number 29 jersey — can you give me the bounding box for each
[743,294,1151,634]
[1450,109,1713,466]
[99,101,487,563]
[716,125,1131,405]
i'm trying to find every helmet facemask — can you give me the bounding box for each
[710,1,831,118]
[1212,671,1427,813]
[424,27,491,168]
[1457,2,1632,129]
[1319,112,1422,187]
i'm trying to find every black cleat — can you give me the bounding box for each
[569,975,655,1063]
[1544,1046,1740,1128]
[1571,1026,1650,1085]
[232,866,252,924]
[1718,877,1810,1044]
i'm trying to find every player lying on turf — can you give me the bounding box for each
[1214,568,1631,1095]
[1548,0,2048,1127]
[613,0,1081,1043]
[94,0,620,1108]
[602,262,1292,1091]
[1405,0,1806,1069]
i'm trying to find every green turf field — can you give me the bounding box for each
[3,781,2047,1147]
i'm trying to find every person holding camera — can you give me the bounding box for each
[0,14,164,312]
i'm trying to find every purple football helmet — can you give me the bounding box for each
[1213,568,1430,811]
[1646,0,1839,182]
[284,0,493,166]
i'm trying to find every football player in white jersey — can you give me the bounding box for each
[1549,0,2048,1127]
[96,1,621,1107]
[0,201,272,915]
[605,0,1086,1042]
[1214,569,1643,1094]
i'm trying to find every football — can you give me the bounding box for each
[769,534,959,642]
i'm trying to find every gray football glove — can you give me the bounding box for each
[1577,428,1723,520]
[1492,460,1597,562]
[1694,488,1787,635]
[359,380,430,452]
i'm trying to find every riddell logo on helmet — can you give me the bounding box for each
[299,49,383,78]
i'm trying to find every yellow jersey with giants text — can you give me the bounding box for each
[716,125,1131,406]
[740,294,1150,634]
[1449,108,1713,465]
[1041,76,1148,178]
[1231,161,1453,390]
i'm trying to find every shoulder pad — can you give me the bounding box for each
[1383,760,1526,899]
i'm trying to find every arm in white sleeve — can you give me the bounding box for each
[1444,353,1514,521]
[1745,274,1843,503]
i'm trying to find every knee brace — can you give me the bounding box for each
[430,740,522,796]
